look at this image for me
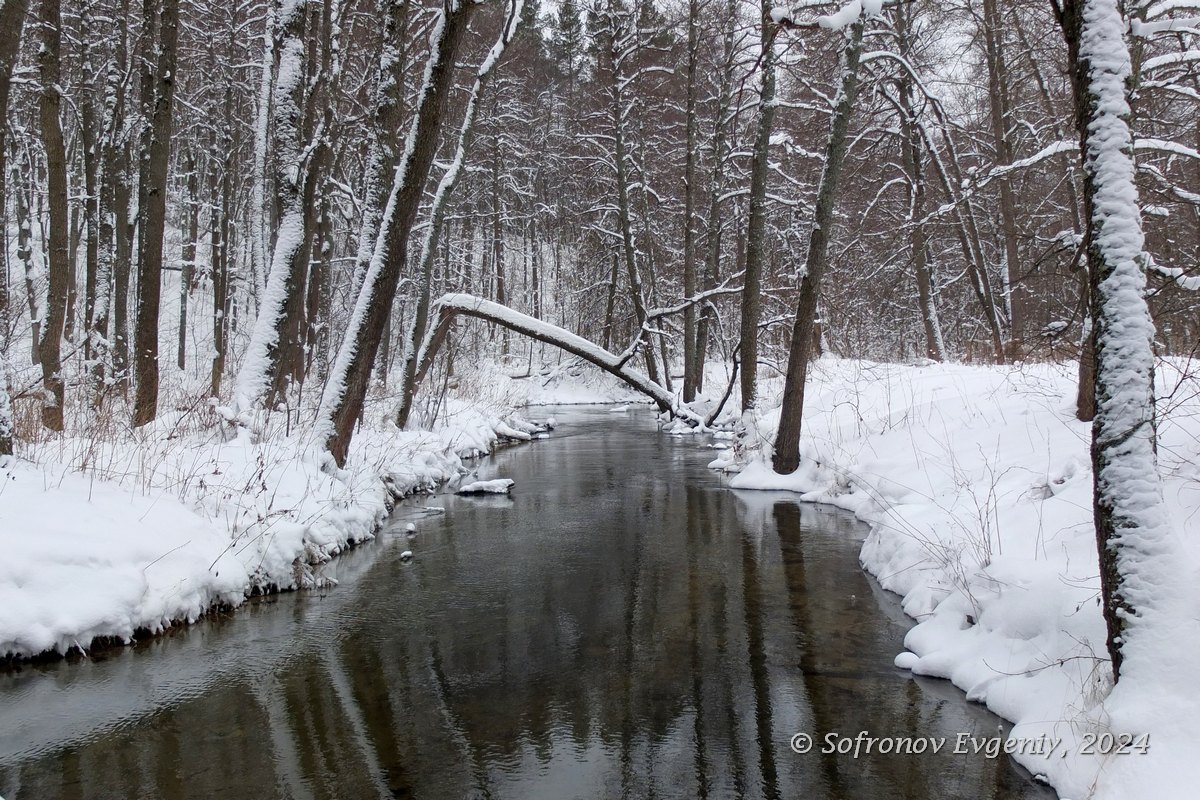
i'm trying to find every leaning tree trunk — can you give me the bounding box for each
[317,0,479,468]
[132,0,181,426]
[396,0,524,430]
[772,15,865,475]
[37,0,70,433]
[412,294,698,422]
[1059,0,1173,682]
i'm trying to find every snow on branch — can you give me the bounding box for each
[412,294,705,426]
[1148,258,1200,290]
[771,0,883,31]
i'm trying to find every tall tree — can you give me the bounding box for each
[235,0,337,412]
[37,0,70,432]
[396,0,526,429]
[0,0,30,324]
[738,0,778,416]
[1056,0,1174,681]
[680,0,701,402]
[981,0,1026,359]
[132,0,182,426]
[317,0,481,467]
[772,7,867,475]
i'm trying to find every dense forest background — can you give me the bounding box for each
[0,0,1198,456]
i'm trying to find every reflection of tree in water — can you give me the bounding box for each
[0,416,1054,800]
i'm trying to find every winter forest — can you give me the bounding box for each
[1,0,1200,798]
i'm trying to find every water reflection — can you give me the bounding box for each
[0,408,1054,799]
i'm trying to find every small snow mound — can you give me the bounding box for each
[894,651,919,670]
[405,522,416,532]
[545,416,557,429]
[400,550,414,561]
[610,405,631,413]
[456,478,515,495]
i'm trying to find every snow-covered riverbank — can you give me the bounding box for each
[0,361,572,661]
[723,357,1200,800]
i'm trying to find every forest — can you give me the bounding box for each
[1,0,1199,798]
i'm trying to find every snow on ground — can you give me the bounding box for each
[725,357,1200,800]
[0,379,542,661]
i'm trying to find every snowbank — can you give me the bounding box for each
[0,395,541,661]
[725,358,1200,799]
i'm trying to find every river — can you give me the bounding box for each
[0,407,1054,799]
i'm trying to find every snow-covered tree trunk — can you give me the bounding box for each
[248,0,277,307]
[234,0,325,412]
[412,294,699,423]
[1059,0,1174,680]
[772,10,867,475]
[348,0,412,305]
[177,152,199,370]
[316,0,479,468]
[601,2,659,387]
[895,1,945,363]
[0,383,11,458]
[695,0,739,393]
[0,0,29,324]
[37,0,70,432]
[395,0,525,430]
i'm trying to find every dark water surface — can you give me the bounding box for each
[0,407,1054,800]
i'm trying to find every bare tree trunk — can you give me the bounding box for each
[348,0,412,303]
[602,3,658,385]
[896,1,944,362]
[695,0,738,393]
[772,16,865,475]
[80,17,101,365]
[739,0,778,413]
[107,0,133,390]
[234,0,331,411]
[132,0,181,426]
[602,252,619,350]
[38,0,70,432]
[982,0,1024,360]
[681,0,700,402]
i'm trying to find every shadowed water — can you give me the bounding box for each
[0,407,1055,799]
